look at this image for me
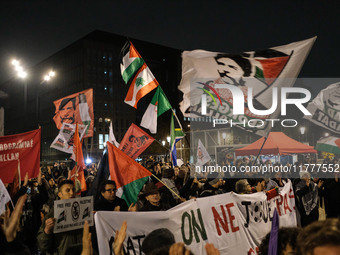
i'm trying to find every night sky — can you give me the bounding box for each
[1,0,339,89]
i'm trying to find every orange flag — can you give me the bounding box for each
[70,124,87,193]
[9,161,21,198]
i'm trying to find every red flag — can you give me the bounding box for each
[70,124,86,193]
[108,142,152,189]
[0,129,40,184]
[119,123,154,159]
[107,142,151,205]
[53,88,94,138]
[9,161,21,198]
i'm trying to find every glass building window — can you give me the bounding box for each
[99,134,104,149]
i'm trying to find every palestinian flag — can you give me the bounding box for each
[82,207,89,219]
[57,210,66,223]
[124,63,159,108]
[315,136,340,154]
[107,142,152,206]
[140,86,172,134]
[120,42,144,84]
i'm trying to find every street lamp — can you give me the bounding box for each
[300,126,305,142]
[37,70,56,121]
[11,59,28,115]
[167,136,171,144]
[300,127,305,135]
[42,70,56,83]
[222,132,227,145]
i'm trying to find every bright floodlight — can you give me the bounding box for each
[162,140,165,146]
[167,136,171,143]
[15,65,23,72]
[44,75,51,81]
[12,59,20,66]
[18,71,27,79]
[85,158,92,164]
[49,71,55,77]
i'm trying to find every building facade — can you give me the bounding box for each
[1,30,182,162]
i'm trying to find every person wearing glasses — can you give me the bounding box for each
[94,180,128,211]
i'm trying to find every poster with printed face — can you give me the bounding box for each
[53,88,94,138]
[53,196,93,233]
[119,123,154,159]
[178,37,316,137]
[50,123,87,154]
[304,82,340,134]
[0,129,40,183]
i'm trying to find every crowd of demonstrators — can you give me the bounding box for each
[1,155,340,254]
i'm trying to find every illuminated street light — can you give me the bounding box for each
[222,132,227,145]
[11,59,28,114]
[167,136,171,143]
[86,158,92,164]
[18,71,27,79]
[12,59,20,66]
[162,140,165,146]
[300,127,305,135]
[42,70,56,83]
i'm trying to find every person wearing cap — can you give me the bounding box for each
[37,179,83,255]
[200,176,224,197]
[139,183,171,211]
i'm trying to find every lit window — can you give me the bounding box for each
[99,134,104,149]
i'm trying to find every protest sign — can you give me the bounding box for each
[50,123,87,154]
[95,181,296,255]
[0,129,40,183]
[53,196,93,233]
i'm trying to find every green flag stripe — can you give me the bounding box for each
[157,87,172,117]
[122,58,144,84]
[121,176,149,206]
[315,143,340,154]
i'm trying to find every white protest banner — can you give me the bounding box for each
[50,123,87,154]
[95,181,296,255]
[0,179,11,215]
[54,196,93,233]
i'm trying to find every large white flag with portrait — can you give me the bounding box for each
[178,37,316,136]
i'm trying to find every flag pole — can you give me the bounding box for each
[151,174,182,200]
[154,139,171,152]
[252,136,268,165]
